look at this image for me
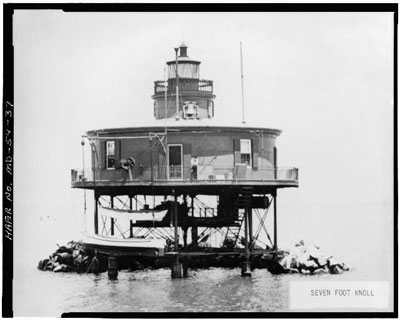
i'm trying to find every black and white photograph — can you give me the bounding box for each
[5,4,397,317]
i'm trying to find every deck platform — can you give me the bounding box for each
[71,179,298,195]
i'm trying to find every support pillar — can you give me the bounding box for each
[273,190,278,256]
[171,189,182,278]
[183,227,188,248]
[191,225,198,249]
[129,196,133,238]
[241,204,251,277]
[171,261,183,279]
[183,195,188,247]
[173,191,179,252]
[110,196,115,236]
[191,196,195,217]
[107,255,118,280]
[248,200,253,251]
[94,193,99,235]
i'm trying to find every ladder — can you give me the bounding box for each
[223,187,253,248]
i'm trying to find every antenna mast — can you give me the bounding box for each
[174,47,180,120]
[164,66,169,178]
[240,41,245,124]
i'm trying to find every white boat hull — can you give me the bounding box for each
[81,233,166,257]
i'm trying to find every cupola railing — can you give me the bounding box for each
[154,79,213,95]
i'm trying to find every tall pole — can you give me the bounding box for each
[164,66,169,180]
[164,66,168,119]
[240,41,245,124]
[273,190,278,254]
[91,142,98,235]
[274,146,278,179]
[81,138,87,232]
[174,47,180,121]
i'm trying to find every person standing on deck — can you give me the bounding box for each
[191,156,198,181]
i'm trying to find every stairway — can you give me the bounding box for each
[223,187,253,248]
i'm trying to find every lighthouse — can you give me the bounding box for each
[71,43,299,278]
[152,43,215,120]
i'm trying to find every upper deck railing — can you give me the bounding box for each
[71,165,298,185]
[154,79,213,95]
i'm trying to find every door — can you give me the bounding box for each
[168,144,183,180]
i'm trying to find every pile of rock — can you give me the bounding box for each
[37,241,97,273]
[279,240,350,274]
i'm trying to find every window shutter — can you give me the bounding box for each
[233,139,241,165]
[183,144,192,179]
[234,138,240,152]
[252,139,258,169]
[114,140,121,169]
[183,143,192,155]
[102,141,107,169]
[253,152,258,169]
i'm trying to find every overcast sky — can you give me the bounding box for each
[13,10,394,274]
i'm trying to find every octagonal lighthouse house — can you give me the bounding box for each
[71,43,299,277]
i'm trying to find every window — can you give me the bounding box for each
[207,100,214,118]
[183,101,199,119]
[106,141,115,169]
[168,63,199,79]
[240,139,252,167]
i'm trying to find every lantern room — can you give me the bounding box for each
[152,43,216,120]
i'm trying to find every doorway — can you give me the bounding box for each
[168,144,183,180]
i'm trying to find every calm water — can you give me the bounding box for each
[15,263,378,316]
[13,198,394,316]
[14,248,392,316]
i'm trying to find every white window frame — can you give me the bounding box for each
[240,139,252,168]
[106,141,115,170]
[167,144,183,180]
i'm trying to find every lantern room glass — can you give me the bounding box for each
[168,62,200,79]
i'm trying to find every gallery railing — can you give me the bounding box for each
[71,165,298,184]
[154,79,214,94]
